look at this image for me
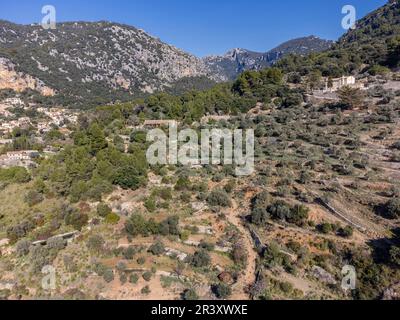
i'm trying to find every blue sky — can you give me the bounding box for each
[0,0,387,57]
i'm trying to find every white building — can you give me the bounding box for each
[3,150,40,161]
[324,76,356,92]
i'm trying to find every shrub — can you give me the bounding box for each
[390,246,400,266]
[7,220,34,243]
[280,281,293,294]
[267,201,291,221]
[206,189,232,207]
[125,215,148,237]
[212,283,232,299]
[190,250,211,268]
[251,208,270,226]
[105,212,120,225]
[97,203,112,217]
[252,191,271,210]
[299,170,312,184]
[263,242,285,268]
[103,269,114,283]
[141,285,151,295]
[86,235,105,253]
[93,262,107,276]
[179,230,190,241]
[122,246,136,260]
[64,209,89,231]
[116,261,127,272]
[339,226,354,238]
[319,223,333,234]
[175,176,191,191]
[148,241,165,256]
[338,86,365,110]
[24,190,44,207]
[119,273,127,284]
[232,242,247,266]
[16,239,31,256]
[142,271,153,282]
[392,141,400,150]
[155,187,173,201]
[385,198,400,219]
[144,197,156,212]
[129,274,139,284]
[0,167,31,183]
[63,254,77,272]
[125,215,179,237]
[368,65,390,76]
[29,245,51,273]
[182,288,199,300]
[47,237,66,251]
[288,205,309,225]
[159,216,180,236]
[224,180,236,193]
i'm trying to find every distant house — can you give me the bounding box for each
[0,150,40,168]
[5,150,40,161]
[324,76,356,92]
[143,120,178,128]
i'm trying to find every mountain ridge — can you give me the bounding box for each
[203,36,333,80]
[0,18,335,107]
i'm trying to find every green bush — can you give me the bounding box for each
[103,269,114,283]
[24,190,44,207]
[130,273,139,284]
[318,223,334,234]
[182,288,199,300]
[206,189,232,207]
[190,250,211,268]
[122,246,137,260]
[16,239,31,256]
[64,209,89,231]
[212,283,232,299]
[339,226,354,238]
[368,65,390,76]
[144,197,156,212]
[0,167,31,183]
[97,203,112,217]
[141,285,151,295]
[86,235,105,253]
[105,212,120,225]
[142,271,153,282]
[385,198,400,219]
[148,241,165,256]
[390,246,400,266]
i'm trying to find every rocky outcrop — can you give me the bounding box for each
[0,57,55,96]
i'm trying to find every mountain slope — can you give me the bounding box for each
[338,0,400,67]
[204,36,333,80]
[0,20,334,107]
[276,0,400,77]
[0,20,220,107]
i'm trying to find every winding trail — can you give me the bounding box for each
[227,199,258,300]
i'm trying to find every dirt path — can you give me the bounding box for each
[227,199,258,300]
